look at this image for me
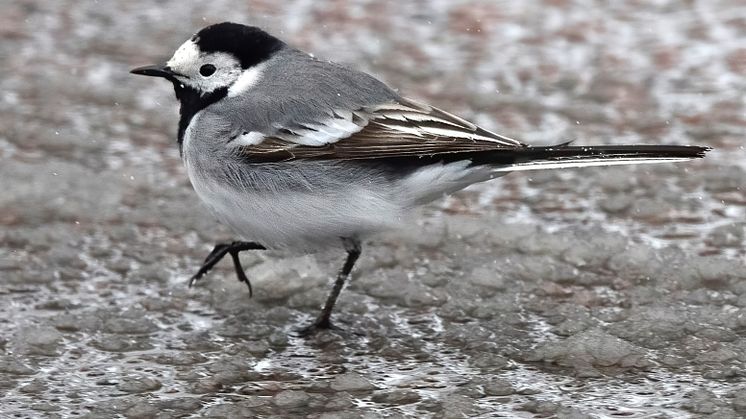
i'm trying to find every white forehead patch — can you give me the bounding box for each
[166,40,200,74]
[227,62,267,97]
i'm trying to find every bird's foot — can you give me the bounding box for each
[187,241,264,295]
[296,317,341,337]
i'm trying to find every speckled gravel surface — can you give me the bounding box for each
[1,1,745,418]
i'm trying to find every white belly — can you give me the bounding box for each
[184,163,403,250]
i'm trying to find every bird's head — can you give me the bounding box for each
[131,22,284,98]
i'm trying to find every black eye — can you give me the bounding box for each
[199,64,216,77]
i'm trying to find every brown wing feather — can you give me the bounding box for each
[240,98,525,162]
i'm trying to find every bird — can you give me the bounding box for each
[131,22,709,334]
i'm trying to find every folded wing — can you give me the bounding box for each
[236,97,525,162]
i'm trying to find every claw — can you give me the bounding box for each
[188,274,199,288]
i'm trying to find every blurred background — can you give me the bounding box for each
[1,1,745,417]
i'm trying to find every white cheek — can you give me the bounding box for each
[227,63,267,97]
[195,68,239,94]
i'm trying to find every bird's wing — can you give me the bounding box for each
[232,97,525,162]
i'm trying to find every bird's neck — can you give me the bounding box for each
[173,83,228,153]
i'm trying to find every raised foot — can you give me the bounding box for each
[187,241,265,296]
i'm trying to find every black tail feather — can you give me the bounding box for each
[471,144,710,170]
[361,144,709,177]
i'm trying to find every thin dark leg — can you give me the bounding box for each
[188,241,265,294]
[299,238,362,335]
[228,248,253,297]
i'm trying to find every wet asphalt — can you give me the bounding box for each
[1,1,745,418]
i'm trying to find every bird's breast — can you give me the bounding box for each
[181,140,404,250]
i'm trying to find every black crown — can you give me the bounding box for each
[194,22,285,69]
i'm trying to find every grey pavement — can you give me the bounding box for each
[1,1,745,417]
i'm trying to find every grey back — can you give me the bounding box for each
[213,47,400,137]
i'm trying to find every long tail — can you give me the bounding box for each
[476,144,710,173]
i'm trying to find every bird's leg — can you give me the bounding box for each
[188,241,265,295]
[228,247,254,297]
[299,238,362,335]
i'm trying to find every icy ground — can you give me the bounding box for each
[1,0,745,417]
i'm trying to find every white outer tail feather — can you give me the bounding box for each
[490,156,698,173]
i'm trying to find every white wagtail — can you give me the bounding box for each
[131,22,709,334]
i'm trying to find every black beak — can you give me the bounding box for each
[130,64,178,79]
